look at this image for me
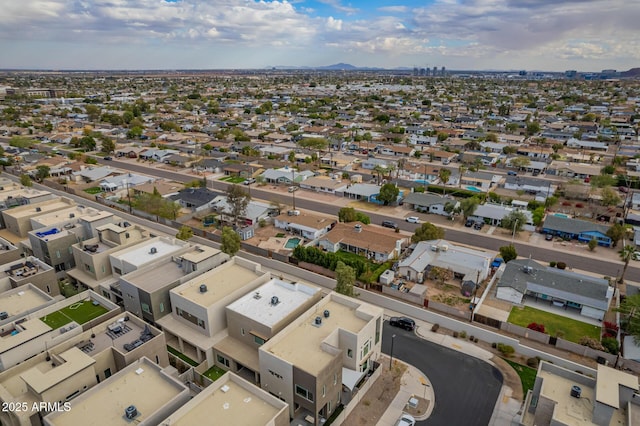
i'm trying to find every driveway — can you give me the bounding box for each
[382,324,503,426]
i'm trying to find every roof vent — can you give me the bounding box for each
[199,284,207,293]
[253,292,261,300]
[570,385,581,398]
[323,310,330,318]
[69,213,75,218]
[354,224,362,233]
[149,247,157,254]
[523,266,533,274]
[125,405,138,419]
[270,296,279,306]
[35,207,42,212]
[314,316,322,326]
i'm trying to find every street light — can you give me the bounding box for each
[389,334,396,369]
[123,179,132,214]
[511,219,519,244]
[291,168,296,210]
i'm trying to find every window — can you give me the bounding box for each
[361,340,371,358]
[334,373,337,386]
[101,265,105,273]
[159,303,165,313]
[85,263,91,271]
[347,349,353,358]
[241,328,245,336]
[125,233,130,238]
[104,368,111,378]
[68,247,72,254]
[322,385,326,397]
[141,303,150,313]
[328,401,331,413]
[197,319,205,329]
[46,285,50,293]
[375,318,381,344]
[114,267,122,275]
[217,354,230,368]
[295,385,314,402]
[56,250,61,259]
[254,335,266,345]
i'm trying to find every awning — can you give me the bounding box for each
[342,367,366,392]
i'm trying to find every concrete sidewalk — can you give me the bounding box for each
[379,311,522,426]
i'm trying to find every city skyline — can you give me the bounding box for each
[0,0,638,72]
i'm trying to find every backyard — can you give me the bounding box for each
[508,305,601,343]
[40,300,109,329]
[203,365,226,382]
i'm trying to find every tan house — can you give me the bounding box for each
[318,222,408,262]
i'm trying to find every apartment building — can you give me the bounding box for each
[118,245,227,324]
[43,357,189,426]
[157,257,270,367]
[214,279,322,383]
[108,236,190,277]
[1,256,58,296]
[1,197,75,238]
[160,372,289,426]
[0,313,169,426]
[66,223,148,296]
[0,237,23,265]
[259,292,384,425]
[520,362,639,426]
[0,291,118,372]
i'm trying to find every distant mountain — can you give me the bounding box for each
[316,63,358,70]
[621,67,640,77]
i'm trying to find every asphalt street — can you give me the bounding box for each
[382,324,503,426]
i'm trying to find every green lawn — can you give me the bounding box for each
[503,359,537,398]
[219,176,246,184]
[40,300,108,329]
[203,365,226,382]
[167,346,199,367]
[84,187,103,195]
[508,305,601,343]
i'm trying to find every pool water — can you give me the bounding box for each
[285,238,301,249]
[466,186,482,192]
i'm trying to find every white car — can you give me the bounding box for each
[405,216,420,223]
[633,251,640,261]
[395,414,416,426]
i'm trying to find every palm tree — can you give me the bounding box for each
[458,165,466,188]
[618,244,636,285]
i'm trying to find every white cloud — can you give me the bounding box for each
[326,16,343,31]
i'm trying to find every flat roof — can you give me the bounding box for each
[226,279,320,327]
[179,245,220,263]
[596,364,638,408]
[266,298,367,375]
[174,262,262,307]
[111,239,183,267]
[31,206,111,228]
[0,286,52,317]
[124,260,186,292]
[0,318,51,354]
[44,358,187,426]
[20,348,95,394]
[5,199,72,219]
[165,373,285,426]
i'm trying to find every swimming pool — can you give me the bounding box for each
[466,186,482,192]
[285,237,301,249]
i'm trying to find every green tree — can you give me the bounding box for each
[590,174,617,188]
[600,187,621,207]
[411,222,445,243]
[338,207,357,222]
[20,174,32,187]
[460,197,479,220]
[499,245,518,263]
[588,238,597,251]
[501,210,527,233]
[176,226,193,241]
[298,137,328,151]
[606,223,628,247]
[545,196,558,209]
[127,126,144,139]
[618,244,636,285]
[288,151,296,164]
[35,165,50,182]
[510,156,531,169]
[377,183,399,206]
[532,207,545,226]
[220,226,241,256]
[335,261,358,297]
[526,121,541,136]
[225,184,250,225]
[101,138,116,154]
[617,293,640,343]
[438,168,451,185]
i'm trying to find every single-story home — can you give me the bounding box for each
[170,187,220,212]
[402,193,458,217]
[541,215,612,247]
[496,259,614,320]
[274,212,336,240]
[470,204,535,230]
[298,176,347,194]
[398,239,494,284]
[317,222,408,263]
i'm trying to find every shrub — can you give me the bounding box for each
[527,322,546,333]
[575,203,584,208]
[473,337,479,343]
[556,262,567,270]
[603,321,619,334]
[526,357,539,368]
[431,323,440,333]
[459,330,467,339]
[578,336,605,351]
[602,337,620,355]
[497,343,515,356]
[491,342,497,349]
[562,201,572,206]
[469,335,474,341]
[549,261,557,267]
[453,331,459,338]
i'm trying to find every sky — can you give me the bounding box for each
[0,0,638,72]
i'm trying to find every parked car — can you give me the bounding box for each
[473,222,484,230]
[243,178,256,185]
[395,414,416,426]
[545,234,554,241]
[406,216,420,223]
[389,317,415,331]
[104,156,112,161]
[619,186,630,193]
[382,220,399,229]
[465,219,474,227]
[287,209,300,216]
[288,186,299,192]
[507,171,517,176]
[633,251,640,261]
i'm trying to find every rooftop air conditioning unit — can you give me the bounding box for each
[199,284,207,293]
[523,266,533,274]
[323,310,330,318]
[314,316,322,325]
[270,296,279,306]
[149,247,157,254]
[570,385,581,398]
[69,213,75,218]
[35,207,42,212]
[125,405,138,419]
